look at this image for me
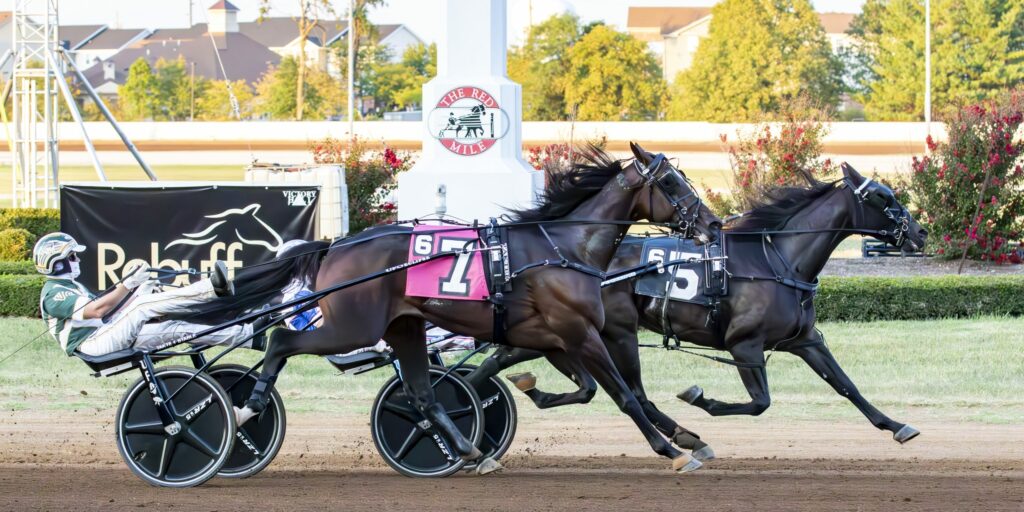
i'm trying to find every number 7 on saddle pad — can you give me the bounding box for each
[405,225,489,300]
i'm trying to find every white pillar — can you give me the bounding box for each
[397,0,542,222]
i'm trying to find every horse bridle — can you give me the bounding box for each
[620,154,706,240]
[845,176,915,250]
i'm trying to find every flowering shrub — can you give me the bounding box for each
[711,99,835,216]
[907,91,1024,262]
[310,136,412,233]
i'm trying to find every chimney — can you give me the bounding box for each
[208,0,240,34]
[103,61,115,81]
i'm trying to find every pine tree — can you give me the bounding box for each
[668,0,842,121]
[564,24,665,120]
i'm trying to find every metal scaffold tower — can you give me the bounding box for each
[9,0,60,207]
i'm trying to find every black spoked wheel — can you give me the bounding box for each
[370,365,483,478]
[115,366,235,488]
[208,365,286,479]
[454,364,517,467]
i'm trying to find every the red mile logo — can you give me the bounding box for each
[429,86,508,156]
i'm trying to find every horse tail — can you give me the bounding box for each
[167,240,330,324]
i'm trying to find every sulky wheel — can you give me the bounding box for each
[454,364,517,467]
[370,365,484,478]
[208,364,286,479]
[115,366,236,488]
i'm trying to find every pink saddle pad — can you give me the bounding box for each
[405,225,488,301]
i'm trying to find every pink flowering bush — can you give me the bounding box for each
[711,98,836,215]
[310,136,411,232]
[907,91,1024,262]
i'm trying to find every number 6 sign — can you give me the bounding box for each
[405,226,489,301]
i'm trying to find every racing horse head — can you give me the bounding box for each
[165,203,284,252]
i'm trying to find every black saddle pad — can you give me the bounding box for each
[634,237,716,306]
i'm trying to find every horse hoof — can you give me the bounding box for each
[506,372,537,392]
[234,405,257,426]
[691,445,716,462]
[672,453,703,474]
[677,385,703,405]
[462,446,484,462]
[894,424,920,444]
[475,457,503,475]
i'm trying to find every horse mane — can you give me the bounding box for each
[506,145,623,222]
[729,178,839,231]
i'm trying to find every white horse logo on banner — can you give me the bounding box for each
[165,204,284,252]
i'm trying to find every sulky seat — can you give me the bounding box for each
[73,348,142,373]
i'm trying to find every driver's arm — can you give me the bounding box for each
[81,284,131,319]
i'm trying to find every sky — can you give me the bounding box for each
[1,0,867,46]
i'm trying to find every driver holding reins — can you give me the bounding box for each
[33,232,260,357]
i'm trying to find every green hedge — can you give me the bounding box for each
[0,260,36,275]
[0,228,33,261]
[1,274,1022,320]
[0,208,61,237]
[0,274,45,316]
[816,275,1024,321]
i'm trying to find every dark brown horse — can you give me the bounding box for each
[466,163,929,454]
[221,143,722,474]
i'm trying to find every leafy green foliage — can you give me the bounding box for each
[0,229,32,261]
[0,208,61,252]
[852,0,1024,120]
[905,92,1024,261]
[564,25,665,120]
[709,98,836,216]
[669,0,842,122]
[508,14,583,121]
[118,59,160,120]
[816,275,1024,321]
[196,80,255,120]
[254,57,343,120]
[0,260,35,275]
[357,43,437,115]
[0,275,45,316]
[309,136,411,232]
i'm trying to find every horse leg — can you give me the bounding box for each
[602,325,714,460]
[386,316,501,474]
[238,325,341,424]
[572,326,700,473]
[789,337,919,443]
[464,345,541,389]
[679,339,772,416]
[466,346,598,409]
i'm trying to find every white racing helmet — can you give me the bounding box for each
[33,232,86,275]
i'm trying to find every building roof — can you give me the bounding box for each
[76,28,149,51]
[208,0,240,11]
[627,7,712,35]
[627,7,857,35]
[818,12,855,34]
[238,17,347,48]
[82,30,280,85]
[59,24,107,50]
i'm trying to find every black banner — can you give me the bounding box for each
[60,184,320,291]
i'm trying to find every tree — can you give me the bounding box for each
[358,43,437,114]
[196,79,255,120]
[563,25,665,121]
[118,58,160,120]
[507,13,583,120]
[255,57,343,120]
[668,0,842,122]
[154,57,195,120]
[852,0,1024,120]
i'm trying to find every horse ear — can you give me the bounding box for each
[629,142,651,165]
[841,162,864,183]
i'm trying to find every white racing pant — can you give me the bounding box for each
[76,280,251,356]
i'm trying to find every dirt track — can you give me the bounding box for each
[2,410,1022,511]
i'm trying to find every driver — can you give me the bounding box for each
[34,232,257,357]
